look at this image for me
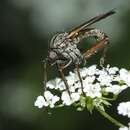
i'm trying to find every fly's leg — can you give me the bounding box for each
[60,58,72,69]
[100,45,109,68]
[75,64,85,95]
[42,58,48,91]
[76,28,109,67]
[83,37,108,61]
[57,62,72,98]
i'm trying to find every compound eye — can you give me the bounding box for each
[49,51,58,60]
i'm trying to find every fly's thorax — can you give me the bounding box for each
[49,32,68,48]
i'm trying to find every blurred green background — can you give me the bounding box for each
[0,0,130,130]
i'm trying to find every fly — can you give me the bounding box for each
[43,9,116,97]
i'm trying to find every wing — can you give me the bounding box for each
[67,9,116,39]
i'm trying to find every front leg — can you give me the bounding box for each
[42,58,48,91]
[60,58,72,70]
[57,63,71,98]
[75,64,85,95]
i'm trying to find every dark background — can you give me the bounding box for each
[0,0,130,130]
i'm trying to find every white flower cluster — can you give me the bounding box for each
[119,126,130,130]
[117,102,130,118]
[34,65,130,109]
[34,91,60,108]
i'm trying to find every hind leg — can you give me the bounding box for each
[83,37,109,61]
[100,44,109,68]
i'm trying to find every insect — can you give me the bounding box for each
[43,10,116,96]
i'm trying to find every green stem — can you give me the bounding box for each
[97,108,125,128]
[102,95,118,101]
[55,104,64,108]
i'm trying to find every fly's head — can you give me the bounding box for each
[47,50,58,65]
[47,32,69,65]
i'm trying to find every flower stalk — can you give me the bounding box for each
[97,108,125,128]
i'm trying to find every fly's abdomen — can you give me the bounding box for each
[78,28,106,42]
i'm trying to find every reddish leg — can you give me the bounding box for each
[83,37,109,62]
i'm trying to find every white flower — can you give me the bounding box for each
[55,79,66,91]
[119,127,130,130]
[95,68,107,75]
[57,80,66,91]
[47,78,66,91]
[71,92,80,102]
[61,91,72,106]
[46,78,61,89]
[34,90,60,109]
[66,71,79,85]
[34,95,48,108]
[117,101,130,118]
[107,66,119,75]
[105,85,128,94]
[79,67,88,77]
[85,65,97,76]
[69,86,76,92]
[73,81,81,90]
[35,64,130,110]
[105,65,119,75]
[113,75,121,82]
[61,91,80,106]
[83,76,96,84]
[83,83,102,98]
[46,81,55,89]
[119,69,130,87]
[97,73,113,86]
